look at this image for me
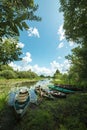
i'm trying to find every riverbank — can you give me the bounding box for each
[0,78,41,111]
[0,93,87,130]
[0,78,40,86]
[0,79,87,130]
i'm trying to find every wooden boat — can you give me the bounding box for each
[34,86,41,95]
[14,87,30,117]
[49,90,66,98]
[55,84,82,91]
[35,86,54,100]
[48,85,75,94]
[42,91,55,100]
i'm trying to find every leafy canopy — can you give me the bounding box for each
[0,38,22,65]
[59,0,87,45]
[0,0,41,39]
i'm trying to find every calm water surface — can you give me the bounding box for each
[8,79,52,105]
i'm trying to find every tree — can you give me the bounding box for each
[0,38,22,65]
[59,0,87,45]
[0,0,41,39]
[59,0,87,87]
[66,46,87,86]
[53,69,61,78]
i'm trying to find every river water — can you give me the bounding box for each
[19,79,52,88]
[8,79,52,106]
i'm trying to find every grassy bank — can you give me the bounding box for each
[0,79,87,130]
[0,93,87,130]
[14,93,87,130]
[0,78,40,85]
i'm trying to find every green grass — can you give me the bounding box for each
[0,79,87,130]
[0,93,7,111]
[15,93,87,130]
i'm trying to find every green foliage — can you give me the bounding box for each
[53,69,61,79]
[59,0,87,44]
[0,93,7,111]
[0,65,13,71]
[17,70,38,79]
[53,72,70,85]
[21,110,54,130]
[0,38,22,65]
[15,93,87,130]
[59,0,87,87]
[0,65,39,79]
[0,0,41,39]
[66,45,87,87]
[0,70,17,79]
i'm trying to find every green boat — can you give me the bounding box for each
[48,85,75,94]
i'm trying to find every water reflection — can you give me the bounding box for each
[15,81,37,88]
[8,79,52,106]
[29,88,37,103]
[15,79,52,89]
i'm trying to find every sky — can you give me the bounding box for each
[9,0,75,76]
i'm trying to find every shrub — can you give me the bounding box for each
[0,65,13,71]
[0,70,17,79]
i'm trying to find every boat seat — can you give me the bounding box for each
[15,97,30,110]
[16,90,29,102]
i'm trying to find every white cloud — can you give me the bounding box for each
[9,59,71,76]
[58,42,64,48]
[50,60,70,74]
[9,62,21,71]
[28,27,40,38]
[62,60,71,72]
[50,60,62,73]
[9,62,53,76]
[69,41,74,47]
[57,24,65,41]
[22,52,32,64]
[17,42,24,48]
[32,65,52,76]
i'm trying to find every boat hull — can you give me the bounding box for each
[14,96,30,117]
[48,85,74,94]
[13,87,30,117]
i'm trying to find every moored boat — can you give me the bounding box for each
[14,87,30,117]
[48,85,75,94]
[42,93,54,100]
[35,86,54,100]
[55,84,82,91]
[49,90,66,98]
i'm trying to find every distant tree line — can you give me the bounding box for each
[0,64,39,79]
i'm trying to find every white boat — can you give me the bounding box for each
[14,87,30,117]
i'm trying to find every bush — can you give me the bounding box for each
[0,65,13,71]
[0,70,17,79]
[17,71,38,79]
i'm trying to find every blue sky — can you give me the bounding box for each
[9,0,75,76]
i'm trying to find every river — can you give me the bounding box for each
[8,79,52,106]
